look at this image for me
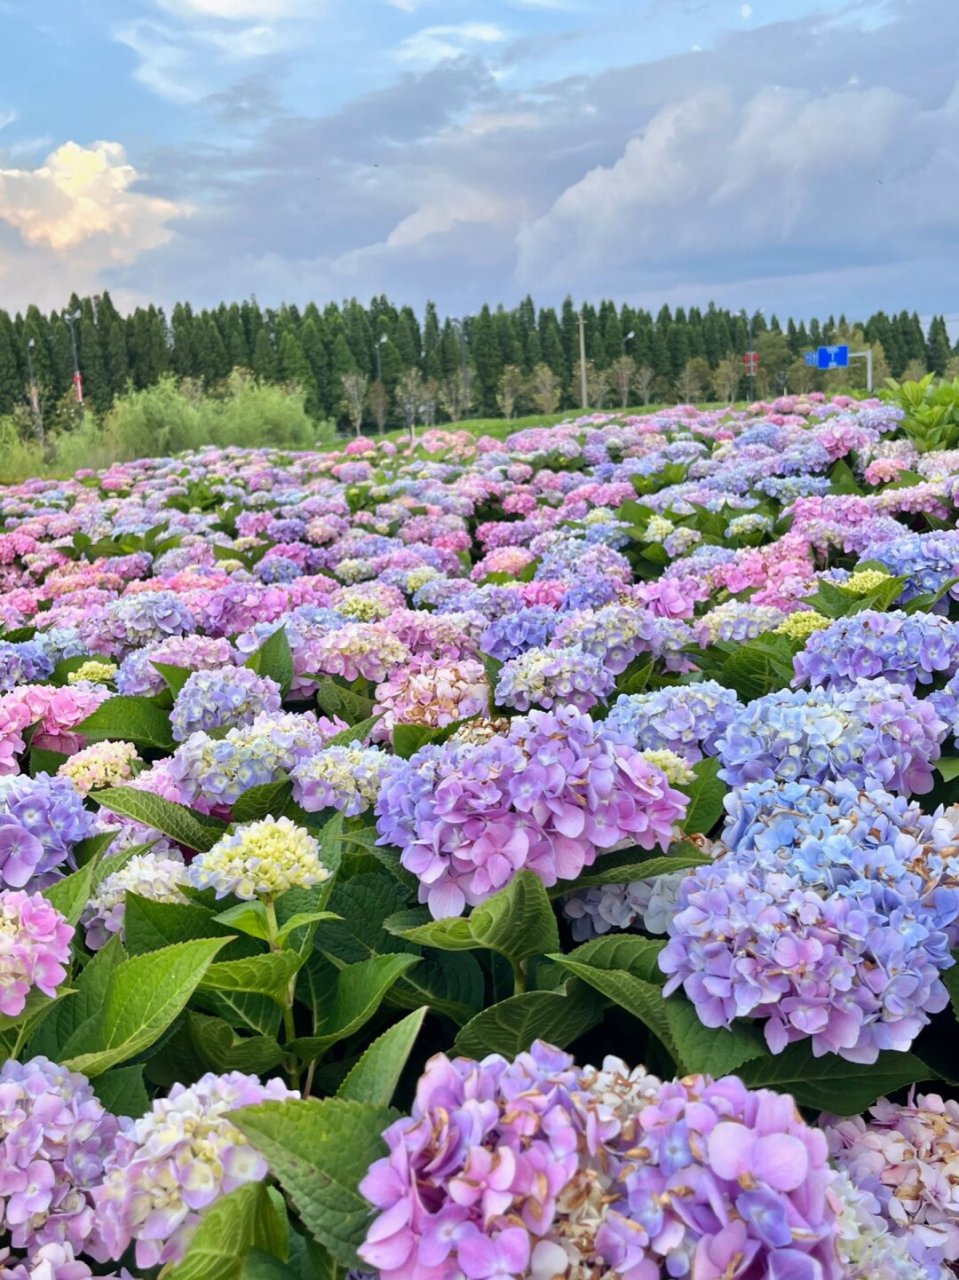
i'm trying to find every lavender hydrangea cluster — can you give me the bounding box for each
[291,745,390,816]
[85,591,196,658]
[0,773,96,883]
[793,609,959,690]
[359,1040,846,1280]
[0,642,55,694]
[551,604,676,674]
[376,706,686,917]
[861,529,959,605]
[170,666,283,741]
[0,1057,118,1263]
[606,680,743,762]
[93,1071,296,1268]
[563,870,689,940]
[80,850,188,950]
[716,677,947,796]
[115,634,238,696]
[660,777,959,1062]
[0,891,74,1016]
[495,644,615,712]
[479,606,559,662]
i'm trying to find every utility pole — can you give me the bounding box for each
[578,310,588,409]
[64,310,84,418]
[25,338,42,443]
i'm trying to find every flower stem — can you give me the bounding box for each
[264,896,300,1086]
[511,957,527,996]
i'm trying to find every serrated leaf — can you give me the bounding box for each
[28,936,125,1060]
[290,954,420,1059]
[553,958,677,1063]
[384,910,476,951]
[939,758,959,783]
[168,1182,288,1280]
[554,936,666,982]
[391,951,484,1026]
[215,900,272,943]
[189,1012,286,1075]
[92,1065,150,1118]
[200,952,304,1005]
[453,987,600,1058]
[233,780,296,824]
[470,871,560,966]
[683,758,726,836]
[338,1008,427,1105]
[314,678,375,726]
[75,696,174,750]
[151,662,194,696]
[124,894,224,953]
[94,787,227,851]
[246,628,294,696]
[43,861,97,926]
[233,1098,395,1268]
[738,1043,933,1114]
[62,936,228,1076]
[323,716,379,747]
[664,998,766,1076]
[559,852,707,893]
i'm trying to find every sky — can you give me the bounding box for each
[0,0,956,321]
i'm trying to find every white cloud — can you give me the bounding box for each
[156,0,302,19]
[741,2,753,17]
[0,141,190,257]
[396,23,508,65]
[0,109,16,132]
[387,185,518,247]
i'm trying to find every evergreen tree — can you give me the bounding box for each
[470,305,501,416]
[78,315,110,411]
[251,329,278,381]
[0,320,21,415]
[927,316,951,376]
[170,303,196,378]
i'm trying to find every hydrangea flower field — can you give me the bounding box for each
[1,394,959,1277]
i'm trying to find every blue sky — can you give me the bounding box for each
[0,0,955,322]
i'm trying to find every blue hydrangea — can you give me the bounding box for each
[170,667,283,742]
[793,610,959,691]
[0,642,55,693]
[607,681,743,762]
[0,772,97,877]
[480,606,559,662]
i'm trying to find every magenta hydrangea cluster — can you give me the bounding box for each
[359,1040,848,1280]
[376,705,687,917]
[0,892,73,1017]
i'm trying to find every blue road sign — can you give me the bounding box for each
[816,345,849,369]
[804,352,818,367]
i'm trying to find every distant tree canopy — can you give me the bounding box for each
[0,291,953,430]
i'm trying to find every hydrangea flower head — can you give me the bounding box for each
[170,666,283,742]
[0,891,73,1016]
[81,850,188,950]
[58,741,139,795]
[186,815,330,900]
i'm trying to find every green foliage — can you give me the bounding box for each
[884,373,959,452]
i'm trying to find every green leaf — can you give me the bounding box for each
[314,678,375,726]
[94,787,227,851]
[28,936,126,1061]
[75,696,174,750]
[828,457,862,495]
[939,758,959,783]
[291,954,421,1059]
[43,861,97,926]
[391,952,484,1026]
[188,1013,286,1074]
[555,936,666,982]
[682,758,727,836]
[470,871,560,966]
[338,1008,428,1106]
[233,1098,395,1268]
[561,852,707,893]
[738,1043,933,1114]
[323,716,379,747]
[29,746,68,777]
[168,1182,288,1280]
[664,998,766,1076]
[276,912,339,946]
[246,627,294,696]
[453,987,601,1058]
[62,936,228,1076]
[717,634,797,700]
[240,1253,301,1280]
[384,911,476,951]
[215,900,272,943]
[124,894,223,953]
[92,1065,150,1118]
[553,958,677,1063]
[201,952,304,1005]
[151,662,194,697]
[233,780,296,824]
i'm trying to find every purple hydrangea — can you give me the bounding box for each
[793,610,959,691]
[83,591,196,659]
[94,1071,296,1269]
[0,891,74,1017]
[170,666,283,742]
[115,634,238,697]
[0,774,97,879]
[376,706,687,918]
[606,680,743,762]
[0,1056,118,1262]
[716,678,947,796]
[0,643,55,695]
[359,1040,844,1280]
[659,783,956,1062]
[495,644,615,713]
[479,606,559,662]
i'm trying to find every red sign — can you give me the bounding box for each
[742,352,759,374]
[72,371,84,404]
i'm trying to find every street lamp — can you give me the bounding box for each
[623,330,635,355]
[375,333,388,384]
[454,317,471,413]
[63,310,84,418]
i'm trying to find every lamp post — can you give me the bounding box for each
[64,310,84,418]
[375,333,387,384]
[453,317,471,416]
[578,310,589,409]
[25,338,42,442]
[623,330,635,355]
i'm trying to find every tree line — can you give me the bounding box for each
[0,291,954,434]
